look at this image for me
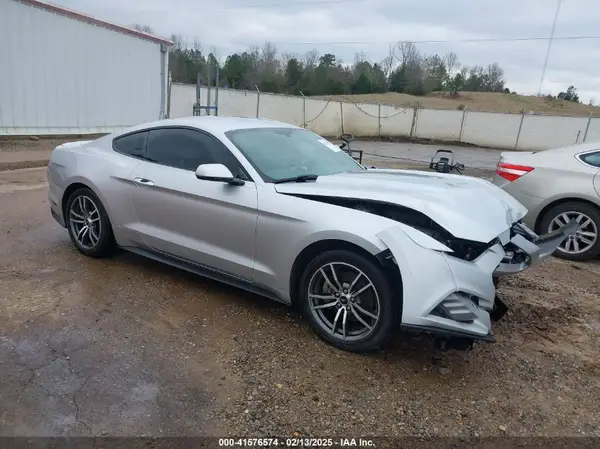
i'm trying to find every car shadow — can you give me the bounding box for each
[106,250,444,368]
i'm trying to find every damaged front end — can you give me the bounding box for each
[377,216,579,354]
[494,219,579,276]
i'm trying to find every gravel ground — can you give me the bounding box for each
[0,147,599,441]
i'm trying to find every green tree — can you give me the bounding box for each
[352,73,373,94]
[558,86,580,103]
[285,58,304,94]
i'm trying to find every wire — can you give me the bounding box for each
[275,35,600,46]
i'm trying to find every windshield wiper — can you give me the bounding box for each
[273,174,319,184]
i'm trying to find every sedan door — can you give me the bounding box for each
[128,127,258,281]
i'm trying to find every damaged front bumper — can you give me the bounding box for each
[377,219,579,344]
[494,219,579,276]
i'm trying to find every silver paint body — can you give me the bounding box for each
[47,117,571,340]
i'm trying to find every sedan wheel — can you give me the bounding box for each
[549,211,597,255]
[541,201,600,261]
[66,188,116,257]
[299,249,399,353]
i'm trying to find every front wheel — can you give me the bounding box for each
[298,249,400,353]
[539,201,600,261]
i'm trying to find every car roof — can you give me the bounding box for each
[116,116,300,136]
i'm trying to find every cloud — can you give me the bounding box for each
[53,0,600,102]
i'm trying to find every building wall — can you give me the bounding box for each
[0,0,167,135]
[170,84,600,151]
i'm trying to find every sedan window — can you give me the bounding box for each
[146,128,244,176]
[225,127,364,182]
[580,151,600,168]
[113,131,148,159]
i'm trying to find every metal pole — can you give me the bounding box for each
[166,71,172,118]
[409,106,418,138]
[300,91,306,128]
[583,112,592,142]
[206,65,212,116]
[378,103,381,137]
[215,65,220,116]
[459,108,467,142]
[340,102,344,134]
[538,0,563,94]
[196,72,201,103]
[576,130,581,144]
[255,85,260,118]
[514,111,526,150]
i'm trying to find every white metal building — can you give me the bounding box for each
[0,0,172,136]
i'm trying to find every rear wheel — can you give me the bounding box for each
[298,249,399,353]
[539,201,600,261]
[65,187,117,258]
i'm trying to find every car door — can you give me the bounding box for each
[128,126,258,281]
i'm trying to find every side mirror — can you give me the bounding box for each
[195,164,244,186]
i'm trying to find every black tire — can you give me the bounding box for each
[539,201,600,262]
[65,187,117,258]
[298,249,400,353]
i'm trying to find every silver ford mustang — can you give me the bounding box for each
[47,117,578,353]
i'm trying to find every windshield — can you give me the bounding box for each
[225,127,364,182]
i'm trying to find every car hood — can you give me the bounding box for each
[275,169,528,243]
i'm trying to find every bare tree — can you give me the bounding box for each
[259,41,279,75]
[303,49,320,70]
[192,38,202,53]
[132,23,154,33]
[353,51,367,66]
[380,44,396,78]
[444,52,460,76]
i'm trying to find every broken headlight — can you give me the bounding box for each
[443,237,499,262]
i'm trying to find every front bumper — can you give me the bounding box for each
[377,219,579,342]
[494,219,579,276]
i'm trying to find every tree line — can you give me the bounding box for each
[132,25,581,102]
[168,37,509,97]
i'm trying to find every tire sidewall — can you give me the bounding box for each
[298,249,399,353]
[540,202,600,261]
[65,187,115,257]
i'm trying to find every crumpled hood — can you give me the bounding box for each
[275,169,528,243]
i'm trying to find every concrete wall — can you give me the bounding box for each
[0,0,167,135]
[170,83,600,151]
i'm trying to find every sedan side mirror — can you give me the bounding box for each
[195,164,245,186]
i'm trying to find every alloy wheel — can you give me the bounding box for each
[69,195,102,250]
[307,262,380,341]
[549,211,598,255]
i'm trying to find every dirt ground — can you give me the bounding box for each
[319,91,600,116]
[0,147,599,441]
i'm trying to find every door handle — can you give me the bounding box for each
[133,177,154,187]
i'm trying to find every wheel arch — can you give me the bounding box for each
[61,182,95,220]
[534,196,600,233]
[288,239,403,307]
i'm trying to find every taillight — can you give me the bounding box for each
[496,162,534,182]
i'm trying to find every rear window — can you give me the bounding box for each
[580,151,600,168]
[113,131,148,158]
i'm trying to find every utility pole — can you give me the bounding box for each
[537,0,563,95]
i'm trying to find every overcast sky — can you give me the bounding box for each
[53,0,600,102]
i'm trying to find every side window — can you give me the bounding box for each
[146,128,246,177]
[580,151,600,168]
[113,131,148,158]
